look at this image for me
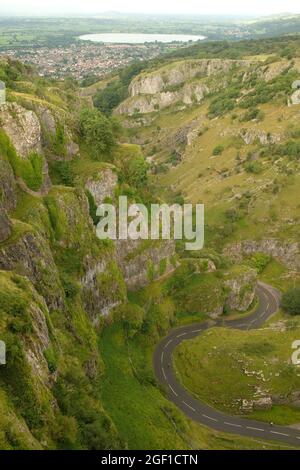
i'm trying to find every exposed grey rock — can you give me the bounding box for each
[81,255,126,323]
[129,59,255,96]
[116,82,208,115]
[224,267,257,312]
[0,102,51,195]
[25,297,51,385]
[116,239,176,291]
[38,107,56,136]
[253,397,273,410]
[241,399,254,413]
[224,239,300,271]
[0,155,17,211]
[85,167,118,206]
[239,128,281,145]
[0,102,42,157]
[0,229,64,310]
[290,89,300,105]
[0,210,11,242]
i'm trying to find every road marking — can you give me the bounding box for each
[164,339,173,348]
[270,431,290,437]
[202,414,218,422]
[224,422,242,428]
[155,283,286,445]
[168,384,178,397]
[182,401,196,412]
[246,426,265,432]
[161,352,164,364]
[176,332,187,338]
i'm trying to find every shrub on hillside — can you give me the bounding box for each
[281,288,300,315]
[212,144,225,156]
[79,108,116,161]
[249,253,271,273]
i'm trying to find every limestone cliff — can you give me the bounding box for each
[116,59,255,116]
[224,239,300,271]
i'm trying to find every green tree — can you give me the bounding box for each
[79,108,116,161]
[281,288,300,315]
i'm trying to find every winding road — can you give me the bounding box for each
[153,281,300,447]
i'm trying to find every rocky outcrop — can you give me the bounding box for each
[24,292,51,385]
[0,155,17,211]
[85,167,118,205]
[0,102,51,195]
[224,267,257,312]
[257,61,290,82]
[81,255,126,323]
[0,211,12,242]
[129,59,254,96]
[224,239,300,271]
[0,102,42,157]
[36,105,79,159]
[221,127,281,145]
[239,128,281,145]
[0,226,64,310]
[241,397,272,413]
[290,89,300,106]
[116,82,208,115]
[117,58,255,116]
[116,239,176,291]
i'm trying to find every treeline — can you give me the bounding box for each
[93,62,146,115]
[164,35,300,61]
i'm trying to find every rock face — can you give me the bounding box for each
[85,167,118,205]
[116,239,176,291]
[117,58,255,116]
[129,59,254,96]
[224,239,300,271]
[0,102,51,195]
[224,267,257,312]
[239,128,281,145]
[0,211,11,242]
[24,292,51,385]
[0,228,64,310]
[0,156,17,211]
[0,102,42,157]
[81,256,126,323]
[117,83,208,115]
[37,105,79,159]
[241,397,272,413]
[253,397,273,411]
[290,89,300,105]
[221,127,281,145]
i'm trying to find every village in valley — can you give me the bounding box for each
[2,41,179,81]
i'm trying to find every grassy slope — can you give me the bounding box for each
[174,315,300,426]
[100,322,293,449]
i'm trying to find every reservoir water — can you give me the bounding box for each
[79,33,206,44]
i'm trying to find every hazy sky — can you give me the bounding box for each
[1,0,300,16]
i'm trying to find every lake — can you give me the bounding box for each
[79,33,206,44]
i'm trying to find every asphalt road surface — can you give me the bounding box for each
[153,281,300,447]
